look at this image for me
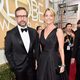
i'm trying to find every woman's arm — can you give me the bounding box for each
[56,28,65,73]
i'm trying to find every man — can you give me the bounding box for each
[5,7,40,80]
[71,19,80,80]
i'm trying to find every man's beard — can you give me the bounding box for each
[18,21,27,27]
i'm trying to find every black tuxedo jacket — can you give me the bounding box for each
[5,26,40,71]
[72,29,80,63]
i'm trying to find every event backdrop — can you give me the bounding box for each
[0,0,46,48]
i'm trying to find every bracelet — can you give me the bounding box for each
[61,64,65,67]
[59,64,65,67]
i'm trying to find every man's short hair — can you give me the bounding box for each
[15,7,28,17]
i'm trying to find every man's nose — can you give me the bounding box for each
[21,16,24,19]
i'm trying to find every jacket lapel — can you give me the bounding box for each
[14,27,27,52]
[28,27,34,52]
[13,26,34,53]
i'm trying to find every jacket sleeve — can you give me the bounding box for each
[72,31,79,58]
[5,31,16,70]
[33,31,40,60]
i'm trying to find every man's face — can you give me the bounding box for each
[77,24,80,29]
[15,10,28,27]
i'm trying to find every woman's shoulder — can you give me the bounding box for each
[56,28,64,38]
[56,27,63,33]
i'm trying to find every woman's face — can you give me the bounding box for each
[37,27,42,34]
[44,10,55,25]
[66,24,72,32]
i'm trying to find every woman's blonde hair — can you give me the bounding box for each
[44,8,56,17]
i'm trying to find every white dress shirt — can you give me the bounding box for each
[18,25,30,53]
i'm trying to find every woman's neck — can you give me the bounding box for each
[46,23,55,30]
[66,31,71,35]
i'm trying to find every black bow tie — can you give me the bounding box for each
[21,28,27,32]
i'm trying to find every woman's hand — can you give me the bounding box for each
[60,65,65,73]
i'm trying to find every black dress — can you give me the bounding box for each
[37,28,61,80]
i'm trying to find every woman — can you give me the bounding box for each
[64,23,75,76]
[37,8,65,80]
[36,26,42,38]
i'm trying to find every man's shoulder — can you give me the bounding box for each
[28,27,38,37]
[28,26,37,33]
[75,29,80,34]
[28,26,35,31]
[7,26,17,34]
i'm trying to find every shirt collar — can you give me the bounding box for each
[18,25,28,33]
[18,25,28,29]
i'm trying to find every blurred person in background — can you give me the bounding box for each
[71,20,80,80]
[64,23,75,77]
[36,26,42,38]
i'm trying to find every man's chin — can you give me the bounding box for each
[19,24,26,27]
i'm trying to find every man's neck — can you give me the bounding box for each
[18,25,27,29]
